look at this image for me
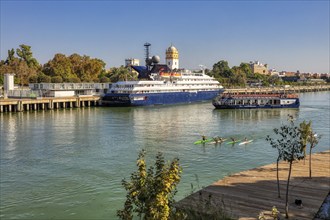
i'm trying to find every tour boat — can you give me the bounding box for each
[212,93,300,109]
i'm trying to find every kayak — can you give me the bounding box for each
[208,138,227,144]
[194,138,213,145]
[226,140,241,145]
[239,140,253,145]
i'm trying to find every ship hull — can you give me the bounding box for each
[102,90,223,106]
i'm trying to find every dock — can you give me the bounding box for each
[177,151,330,220]
[0,96,101,113]
[224,85,330,94]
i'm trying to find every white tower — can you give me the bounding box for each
[165,45,179,70]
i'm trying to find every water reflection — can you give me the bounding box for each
[213,108,299,122]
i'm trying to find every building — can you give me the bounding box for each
[125,58,139,67]
[29,83,109,97]
[250,61,269,75]
[166,45,179,70]
[125,58,140,75]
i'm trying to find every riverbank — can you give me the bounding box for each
[176,150,330,220]
[224,84,330,94]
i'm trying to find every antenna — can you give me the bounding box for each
[144,42,151,70]
[199,64,206,75]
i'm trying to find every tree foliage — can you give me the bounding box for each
[299,121,321,178]
[117,149,182,220]
[42,53,106,82]
[16,44,40,69]
[0,44,108,84]
[108,66,137,82]
[266,115,305,218]
[0,45,40,86]
[299,120,312,164]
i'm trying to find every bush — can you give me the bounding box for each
[117,149,182,220]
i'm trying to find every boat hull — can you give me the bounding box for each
[102,90,223,106]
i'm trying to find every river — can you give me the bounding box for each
[0,91,329,219]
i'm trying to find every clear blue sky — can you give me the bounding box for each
[1,0,329,73]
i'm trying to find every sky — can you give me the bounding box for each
[1,0,329,73]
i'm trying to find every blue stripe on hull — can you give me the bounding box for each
[102,90,223,106]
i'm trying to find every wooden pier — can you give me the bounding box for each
[177,151,330,220]
[0,96,101,113]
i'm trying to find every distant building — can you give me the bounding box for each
[270,69,280,76]
[125,58,140,75]
[250,61,269,75]
[125,58,139,67]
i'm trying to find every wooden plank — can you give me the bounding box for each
[176,151,330,220]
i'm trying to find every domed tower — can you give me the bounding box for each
[166,44,179,70]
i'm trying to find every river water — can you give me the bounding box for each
[0,92,329,219]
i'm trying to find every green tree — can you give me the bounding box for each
[239,62,253,78]
[307,132,320,178]
[211,60,233,78]
[117,149,182,220]
[299,120,321,178]
[37,72,51,83]
[5,49,15,65]
[29,75,38,83]
[109,66,135,82]
[51,76,63,83]
[231,66,247,86]
[16,44,40,69]
[299,120,312,164]
[43,53,73,79]
[266,115,304,218]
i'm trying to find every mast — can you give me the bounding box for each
[144,42,151,71]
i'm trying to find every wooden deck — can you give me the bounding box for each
[177,151,330,220]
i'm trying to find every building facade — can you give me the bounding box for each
[250,61,269,75]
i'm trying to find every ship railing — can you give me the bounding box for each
[221,93,298,99]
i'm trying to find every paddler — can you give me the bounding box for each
[213,136,219,143]
[202,135,206,141]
